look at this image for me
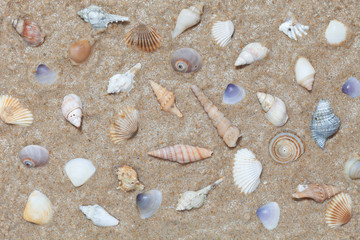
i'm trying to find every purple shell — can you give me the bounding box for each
[35,64,58,84]
[222,84,245,104]
[342,77,360,98]
[256,202,280,230]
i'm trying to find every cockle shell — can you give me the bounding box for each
[61,94,82,128]
[292,183,340,203]
[222,84,245,105]
[20,145,49,168]
[235,42,269,66]
[136,190,162,219]
[176,178,223,211]
[79,204,119,227]
[35,64,58,85]
[171,48,203,73]
[116,166,144,192]
[310,100,340,149]
[69,39,92,65]
[344,158,360,180]
[107,63,141,94]
[0,95,33,126]
[191,85,241,147]
[149,80,183,117]
[325,193,351,228]
[279,17,309,40]
[269,132,304,164]
[211,20,234,47]
[342,77,360,98]
[256,202,280,230]
[233,148,262,194]
[23,190,54,225]
[110,106,140,143]
[295,57,316,91]
[65,158,96,187]
[325,20,351,46]
[124,24,161,52]
[256,92,288,127]
[12,18,45,46]
[172,3,204,39]
[148,144,213,164]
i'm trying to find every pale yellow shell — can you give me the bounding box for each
[0,95,33,126]
[23,190,54,225]
[116,166,144,192]
[110,106,140,143]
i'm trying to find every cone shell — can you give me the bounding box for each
[148,144,213,164]
[0,95,33,126]
[110,106,140,143]
[295,57,316,91]
[325,193,351,228]
[13,18,45,46]
[344,158,360,180]
[116,165,144,192]
[235,42,269,66]
[61,94,82,128]
[211,20,234,47]
[69,39,92,65]
[292,183,341,203]
[172,3,204,39]
[124,24,161,52]
[23,190,54,225]
[256,92,288,127]
[20,145,49,168]
[269,132,304,164]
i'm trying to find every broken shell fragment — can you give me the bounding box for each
[35,64,58,85]
[0,95,33,126]
[235,42,269,67]
[342,77,360,98]
[269,132,304,164]
[256,92,288,127]
[222,83,245,105]
[171,48,203,73]
[256,202,280,230]
[279,17,309,40]
[211,20,234,47]
[295,57,316,91]
[79,204,119,227]
[69,39,92,65]
[325,20,351,46]
[110,106,140,143]
[61,94,83,128]
[116,165,144,192]
[65,158,96,187]
[136,190,162,219]
[12,18,45,46]
[344,158,360,180]
[20,145,49,168]
[124,24,161,52]
[107,63,141,94]
[325,193,351,228]
[23,190,54,225]
[172,3,204,39]
[292,183,340,203]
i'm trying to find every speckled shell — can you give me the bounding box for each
[116,166,144,192]
[256,92,288,127]
[69,39,92,65]
[23,190,54,225]
[344,158,360,180]
[325,193,351,228]
[20,145,49,168]
[110,106,140,143]
[124,24,161,52]
[0,95,33,126]
[292,183,340,203]
[61,94,83,128]
[269,132,304,164]
[13,18,45,46]
[172,3,204,39]
[171,48,203,73]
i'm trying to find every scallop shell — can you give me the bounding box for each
[233,148,262,194]
[148,144,212,164]
[124,24,161,52]
[23,190,54,225]
[20,145,49,168]
[65,158,96,187]
[107,63,141,94]
[171,48,203,73]
[269,132,304,164]
[292,183,340,203]
[256,92,288,127]
[136,190,162,219]
[211,20,234,47]
[116,165,144,192]
[80,204,119,227]
[344,158,360,180]
[12,18,45,46]
[69,39,92,65]
[235,42,269,66]
[172,3,204,39]
[325,193,351,228]
[110,106,140,143]
[279,17,309,40]
[61,94,82,128]
[295,57,316,91]
[0,95,33,126]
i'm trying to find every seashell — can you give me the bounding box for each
[295,57,316,91]
[269,132,304,164]
[234,42,269,67]
[344,158,360,180]
[256,92,288,127]
[136,190,162,219]
[171,48,203,73]
[148,144,213,164]
[110,106,139,143]
[149,81,183,117]
[325,193,352,228]
[233,148,262,194]
[279,17,309,40]
[292,183,340,203]
[222,83,245,105]
[124,24,161,52]
[12,18,45,47]
[342,77,360,98]
[211,20,234,47]
[69,39,92,65]
[79,204,119,227]
[310,99,340,149]
[191,85,241,147]
[61,94,83,128]
[116,165,144,192]
[65,158,96,187]
[107,63,141,94]
[78,5,129,29]
[0,95,33,126]
[176,178,223,211]
[23,190,54,225]
[35,64,58,85]
[256,202,280,230]
[325,20,351,46]
[172,3,204,39]
[20,145,49,168]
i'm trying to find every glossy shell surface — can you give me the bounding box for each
[269,132,304,164]
[171,48,203,73]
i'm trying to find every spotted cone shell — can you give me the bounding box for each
[292,183,340,203]
[269,132,304,164]
[325,193,351,228]
[110,106,139,143]
[0,95,33,126]
[124,24,161,52]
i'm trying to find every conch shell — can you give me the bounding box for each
[292,183,341,203]
[61,94,82,128]
[116,165,144,192]
[172,3,204,39]
[256,92,288,127]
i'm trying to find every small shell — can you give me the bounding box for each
[20,145,49,168]
[12,18,45,46]
[172,3,204,39]
[69,39,92,65]
[35,64,58,85]
[107,63,141,94]
[211,20,234,47]
[235,42,269,66]
[256,202,280,230]
[295,57,316,91]
[116,166,144,192]
[325,193,352,228]
[269,132,304,164]
[256,92,288,127]
[110,106,140,143]
[149,81,183,117]
[0,95,33,126]
[79,204,119,227]
[325,20,351,46]
[65,158,96,187]
[222,84,245,105]
[23,190,54,225]
[124,24,161,52]
[342,77,360,98]
[292,183,340,203]
[233,148,262,194]
[148,144,213,164]
[171,48,203,73]
[136,190,162,219]
[279,17,309,40]
[61,94,82,128]
[344,158,360,180]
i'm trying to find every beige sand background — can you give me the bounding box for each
[0,0,359,239]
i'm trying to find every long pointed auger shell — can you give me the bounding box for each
[257,92,288,127]
[292,183,340,203]
[110,106,140,143]
[191,85,241,147]
[325,193,351,228]
[124,24,161,52]
[172,3,204,39]
[0,95,33,126]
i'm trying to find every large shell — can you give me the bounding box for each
[69,39,92,65]
[172,3,204,39]
[325,20,351,46]
[0,95,33,126]
[116,165,144,192]
[171,48,203,73]
[136,190,162,219]
[235,42,269,66]
[12,18,45,46]
[124,24,161,52]
[191,85,241,147]
[211,20,234,47]
[233,148,262,194]
[110,106,140,143]
[23,190,54,225]
[269,132,304,164]
[149,81,183,117]
[295,57,316,91]
[325,193,352,228]
[256,92,288,127]
[292,183,340,203]
[35,64,58,85]
[344,158,360,180]
[79,204,119,227]
[148,144,212,164]
[20,145,49,168]
[65,158,96,187]
[279,17,309,40]
[107,63,141,94]
[256,202,280,230]
[61,94,83,128]
[310,100,340,149]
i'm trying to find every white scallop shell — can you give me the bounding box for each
[211,20,234,47]
[65,158,96,187]
[23,190,54,225]
[344,158,360,180]
[279,18,309,40]
[79,204,119,227]
[325,20,349,46]
[61,94,82,128]
[235,42,269,66]
[172,3,204,39]
[256,92,288,127]
[295,57,315,91]
[0,95,33,126]
[107,63,141,94]
[110,106,140,143]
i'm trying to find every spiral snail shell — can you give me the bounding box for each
[20,145,49,168]
[171,48,203,73]
[269,132,304,164]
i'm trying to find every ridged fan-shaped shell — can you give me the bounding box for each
[211,20,234,47]
[269,132,304,164]
[124,24,161,52]
[292,183,340,203]
[150,81,183,117]
[0,95,33,126]
[110,106,140,143]
[325,193,351,228]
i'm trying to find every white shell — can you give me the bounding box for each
[344,158,360,180]
[256,202,280,230]
[61,94,82,128]
[65,158,96,187]
[235,42,269,66]
[23,190,54,225]
[325,20,349,46]
[107,63,141,94]
[79,204,119,227]
[211,20,234,47]
[233,148,262,194]
[295,57,316,91]
[279,18,309,40]
[172,3,204,39]
[256,92,288,127]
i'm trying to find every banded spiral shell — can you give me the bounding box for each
[124,24,161,52]
[344,158,360,180]
[20,145,49,168]
[62,94,82,128]
[0,95,33,126]
[269,132,304,164]
[211,20,234,47]
[292,183,340,203]
[172,3,204,39]
[116,165,144,192]
[257,92,288,127]
[325,193,351,228]
[171,48,203,73]
[23,190,54,225]
[12,18,45,46]
[235,42,269,66]
[110,106,140,143]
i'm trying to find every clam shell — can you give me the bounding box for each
[12,18,45,46]
[325,193,351,228]
[292,183,340,203]
[172,3,204,39]
[257,92,288,127]
[325,20,350,46]
[23,190,54,225]
[69,39,92,65]
[0,95,33,126]
[269,132,304,164]
[110,106,140,143]
[20,145,49,168]
[124,24,161,52]
[61,94,82,128]
[171,48,203,73]
[116,165,144,192]
[136,190,162,219]
[79,204,119,227]
[35,64,58,85]
[256,202,280,230]
[235,42,269,66]
[344,158,360,180]
[222,83,245,105]
[65,158,96,187]
[211,20,234,47]
[342,77,360,98]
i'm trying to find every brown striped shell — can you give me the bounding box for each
[292,183,340,203]
[110,106,140,143]
[325,193,351,228]
[13,18,45,47]
[124,24,161,52]
[0,95,33,126]
[269,132,304,164]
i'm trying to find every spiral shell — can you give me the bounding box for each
[12,18,45,46]
[61,94,82,128]
[235,42,269,66]
[150,81,183,117]
[124,24,161,52]
[295,57,315,91]
[344,158,360,180]
[172,3,204,39]
[116,166,144,192]
[269,132,304,164]
[69,39,92,65]
[292,183,340,203]
[325,193,352,228]
[257,92,288,127]
[171,48,203,73]
[0,95,33,126]
[20,145,49,168]
[110,106,140,143]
